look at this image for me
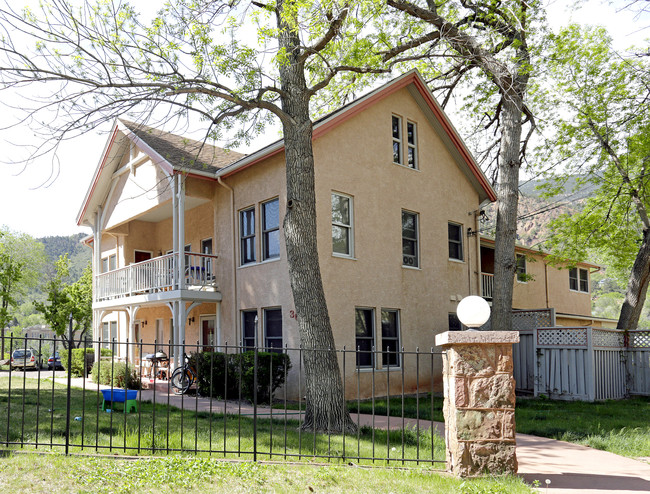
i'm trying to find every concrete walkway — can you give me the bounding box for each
[59,377,650,493]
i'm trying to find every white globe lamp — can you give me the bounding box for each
[456,296,491,330]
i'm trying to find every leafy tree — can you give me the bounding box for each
[542,25,650,329]
[378,0,548,331]
[0,228,46,356]
[35,256,92,348]
[0,0,388,433]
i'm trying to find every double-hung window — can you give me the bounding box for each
[264,308,283,352]
[102,321,117,350]
[402,210,419,268]
[101,254,117,273]
[392,115,402,165]
[381,309,400,367]
[569,267,589,292]
[516,254,527,282]
[448,222,463,261]
[406,121,418,169]
[332,193,353,257]
[355,308,374,368]
[240,207,256,265]
[242,310,257,350]
[262,199,280,261]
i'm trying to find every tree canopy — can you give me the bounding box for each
[541,25,650,328]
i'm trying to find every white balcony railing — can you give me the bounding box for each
[481,272,494,300]
[95,252,218,302]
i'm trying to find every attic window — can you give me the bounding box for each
[392,116,418,169]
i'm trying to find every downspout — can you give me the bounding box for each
[475,210,482,296]
[217,176,237,348]
[544,261,550,309]
[93,208,102,363]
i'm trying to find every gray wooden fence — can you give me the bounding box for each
[512,324,650,401]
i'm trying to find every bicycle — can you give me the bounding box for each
[170,353,197,395]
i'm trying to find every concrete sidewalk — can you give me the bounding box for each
[60,377,650,493]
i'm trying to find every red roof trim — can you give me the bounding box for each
[76,125,120,226]
[218,71,496,202]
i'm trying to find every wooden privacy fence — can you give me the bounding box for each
[513,326,650,401]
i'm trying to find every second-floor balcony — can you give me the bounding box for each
[95,252,218,303]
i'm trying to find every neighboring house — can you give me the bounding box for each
[76,70,604,398]
[23,325,56,341]
[479,238,614,328]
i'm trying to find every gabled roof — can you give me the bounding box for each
[120,120,246,173]
[214,70,496,203]
[78,69,496,228]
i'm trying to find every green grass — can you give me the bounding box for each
[349,392,650,459]
[0,378,444,466]
[515,396,650,458]
[0,452,533,493]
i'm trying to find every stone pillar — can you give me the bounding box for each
[435,331,520,477]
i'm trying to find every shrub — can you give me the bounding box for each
[91,361,140,389]
[190,351,291,404]
[62,348,112,377]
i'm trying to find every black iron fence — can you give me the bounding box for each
[0,334,445,467]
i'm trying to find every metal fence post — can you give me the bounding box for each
[65,313,74,455]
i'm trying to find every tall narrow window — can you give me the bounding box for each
[579,268,589,292]
[406,121,417,169]
[264,308,283,352]
[381,309,400,367]
[355,308,375,368]
[102,321,117,350]
[332,193,353,257]
[402,210,419,268]
[392,115,402,165]
[516,254,527,282]
[240,207,256,265]
[201,238,213,280]
[448,222,463,261]
[242,310,257,350]
[262,199,280,261]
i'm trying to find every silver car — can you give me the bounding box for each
[11,348,42,370]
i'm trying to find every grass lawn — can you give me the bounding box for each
[0,377,444,466]
[0,453,533,493]
[348,393,650,459]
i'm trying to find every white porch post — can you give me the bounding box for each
[177,175,185,291]
[171,174,179,289]
[93,208,102,363]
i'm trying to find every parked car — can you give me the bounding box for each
[11,348,42,370]
[47,352,64,370]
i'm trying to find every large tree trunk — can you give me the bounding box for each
[276,1,357,434]
[491,96,523,332]
[618,229,650,329]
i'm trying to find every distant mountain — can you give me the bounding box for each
[38,233,91,280]
[481,175,595,249]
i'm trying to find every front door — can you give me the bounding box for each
[202,318,215,352]
[135,250,152,263]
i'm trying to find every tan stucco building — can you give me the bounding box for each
[77,71,605,398]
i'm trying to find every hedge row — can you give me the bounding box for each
[190,351,291,404]
[90,361,141,389]
[62,348,113,377]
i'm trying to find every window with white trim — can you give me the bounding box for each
[332,193,353,257]
[392,115,402,165]
[101,254,117,273]
[402,210,419,268]
[569,267,589,293]
[406,121,418,169]
[381,309,400,367]
[262,199,280,261]
[264,308,283,352]
[516,254,527,282]
[101,321,117,350]
[448,222,463,261]
[240,207,256,265]
[355,308,374,368]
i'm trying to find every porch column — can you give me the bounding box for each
[177,175,185,291]
[93,209,102,363]
[435,331,519,477]
[171,174,179,289]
